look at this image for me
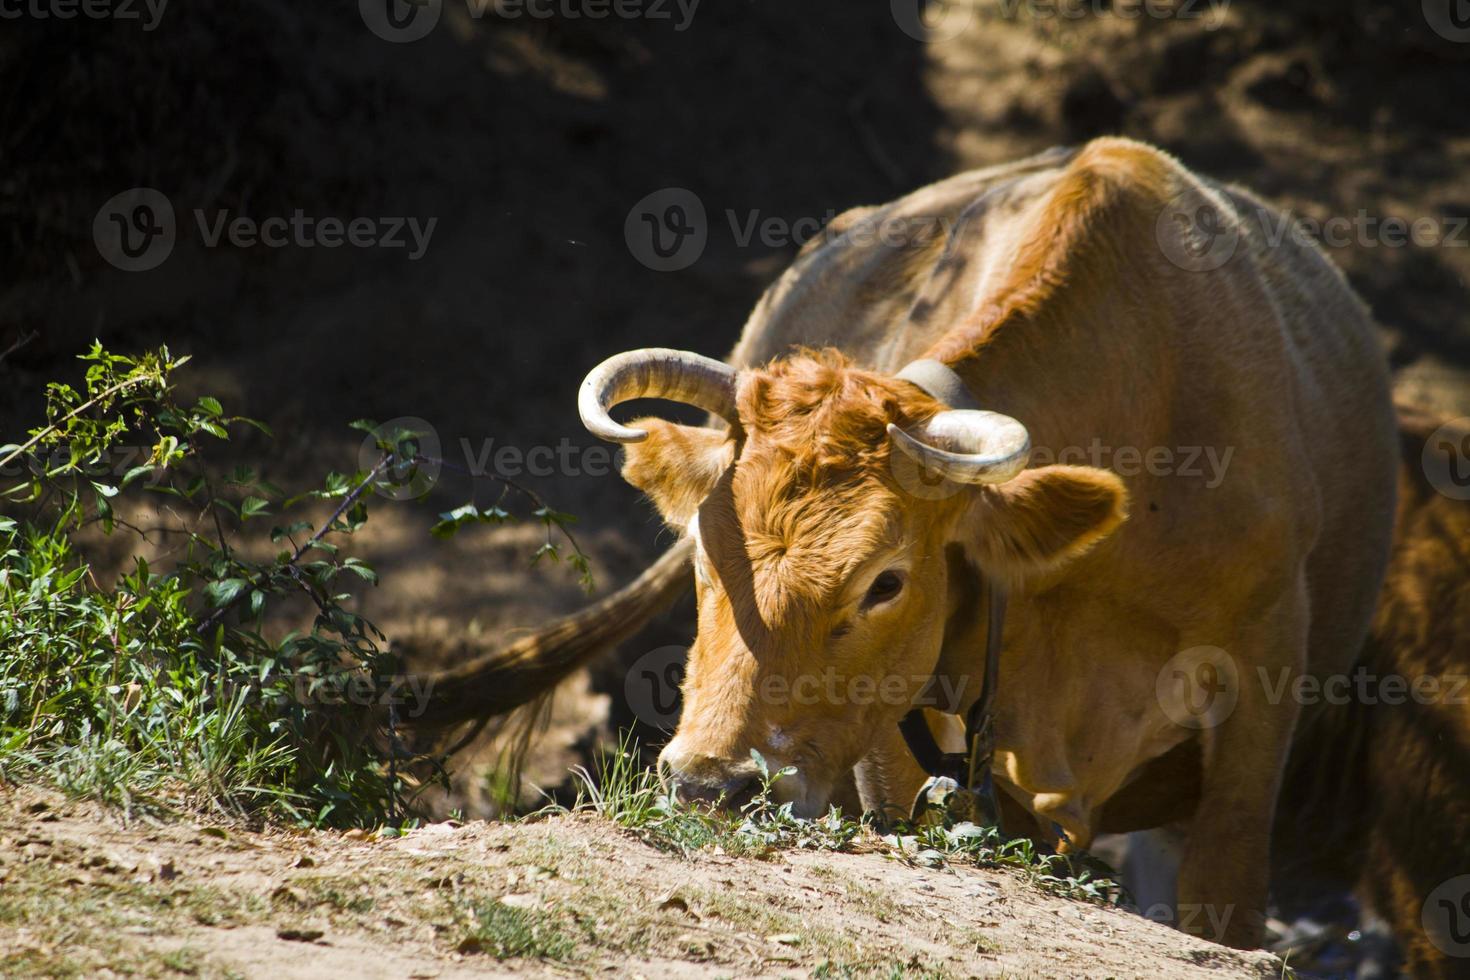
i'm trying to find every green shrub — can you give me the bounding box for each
[0,343,587,827]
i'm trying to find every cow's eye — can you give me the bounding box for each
[862,571,905,609]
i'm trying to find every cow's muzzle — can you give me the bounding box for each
[658,744,763,811]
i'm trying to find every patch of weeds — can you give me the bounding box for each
[567,735,862,858]
[812,955,950,979]
[175,886,267,928]
[689,886,876,965]
[301,881,375,915]
[570,732,1121,906]
[0,857,241,977]
[889,821,1123,905]
[838,876,903,924]
[566,736,732,853]
[460,902,576,961]
[161,945,204,975]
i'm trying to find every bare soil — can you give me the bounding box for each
[0,784,1284,979]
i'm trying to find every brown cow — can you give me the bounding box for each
[1103,404,1470,972]
[431,138,1400,950]
[1269,404,1470,977]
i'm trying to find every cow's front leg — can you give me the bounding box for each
[1172,586,1307,950]
[853,715,933,825]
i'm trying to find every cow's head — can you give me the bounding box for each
[581,347,1126,816]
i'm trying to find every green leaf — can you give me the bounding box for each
[430,503,512,539]
[94,490,114,533]
[204,578,249,609]
[343,559,378,585]
[241,496,271,519]
[237,417,274,438]
[120,464,154,488]
[196,396,224,417]
[270,521,313,543]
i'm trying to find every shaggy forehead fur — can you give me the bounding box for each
[706,349,946,626]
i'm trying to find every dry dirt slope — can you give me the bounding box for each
[0,786,1282,980]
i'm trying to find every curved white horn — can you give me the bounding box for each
[579,348,739,444]
[887,410,1031,485]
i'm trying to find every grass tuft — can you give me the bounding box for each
[460,902,576,960]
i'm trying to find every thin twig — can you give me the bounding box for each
[191,438,232,558]
[0,329,36,368]
[77,513,189,543]
[195,453,394,636]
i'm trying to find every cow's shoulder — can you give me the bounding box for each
[998,136,1182,304]
[926,137,1189,362]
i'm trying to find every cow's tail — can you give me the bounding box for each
[409,539,694,730]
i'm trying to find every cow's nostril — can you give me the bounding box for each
[672,774,756,811]
[722,775,757,811]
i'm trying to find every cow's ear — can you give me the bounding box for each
[620,419,734,531]
[968,465,1128,575]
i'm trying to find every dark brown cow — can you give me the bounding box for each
[1271,403,1470,978]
